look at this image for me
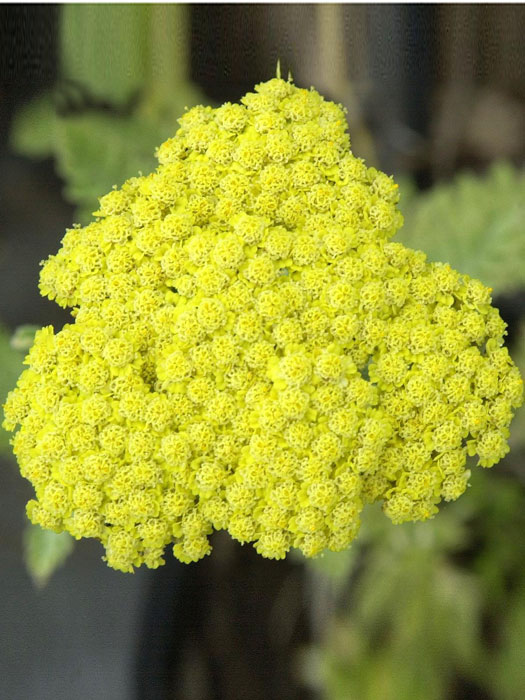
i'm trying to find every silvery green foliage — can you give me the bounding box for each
[398,163,525,294]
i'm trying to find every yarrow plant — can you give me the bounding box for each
[3,78,523,572]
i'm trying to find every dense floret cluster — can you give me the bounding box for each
[3,78,523,571]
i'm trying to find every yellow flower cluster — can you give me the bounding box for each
[3,78,523,572]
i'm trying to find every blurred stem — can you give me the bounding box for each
[140,4,192,123]
[316,4,347,100]
[315,4,377,166]
[60,4,150,104]
[149,4,188,93]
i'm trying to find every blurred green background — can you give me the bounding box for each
[1,5,525,700]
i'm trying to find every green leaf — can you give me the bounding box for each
[52,89,202,223]
[397,162,525,293]
[23,523,74,588]
[320,503,482,700]
[53,111,159,222]
[10,324,39,353]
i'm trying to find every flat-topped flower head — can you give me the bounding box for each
[3,77,523,572]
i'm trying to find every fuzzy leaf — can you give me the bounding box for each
[321,504,481,700]
[50,87,202,223]
[23,524,74,588]
[10,324,39,353]
[398,162,525,293]
[53,112,160,222]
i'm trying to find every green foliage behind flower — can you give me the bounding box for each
[10,5,203,223]
[23,524,74,588]
[398,162,525,294]
[315,467,525,700]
